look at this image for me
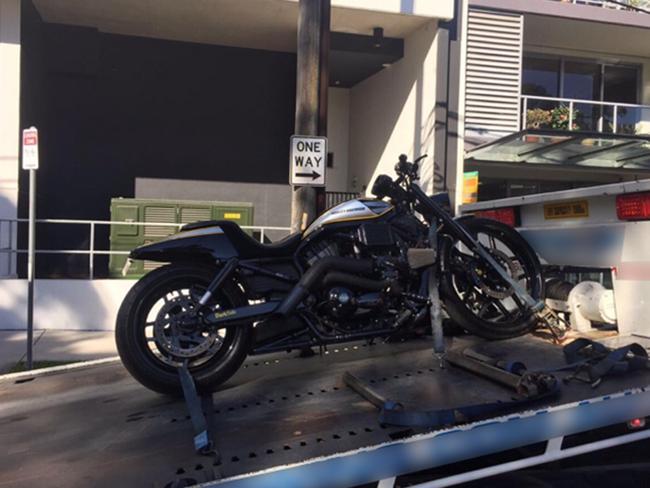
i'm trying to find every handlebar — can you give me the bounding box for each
[371,154,429,202]
[395,154,427,179]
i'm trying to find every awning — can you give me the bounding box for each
[466,129,650,171]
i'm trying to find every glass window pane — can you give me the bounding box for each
[616,106,643,135]
[604,65,638,104]
[522,56,560,97]
[573,102,600,132]
[563,61,601,101]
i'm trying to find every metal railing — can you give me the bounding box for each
[0,218,291,280]
[521,95,650,135]
[549,0,650,13]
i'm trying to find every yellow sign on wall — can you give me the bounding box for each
[463,171,479,204]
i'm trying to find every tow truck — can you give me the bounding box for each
[2,180,650,488]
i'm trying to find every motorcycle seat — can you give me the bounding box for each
[181,220,301,258]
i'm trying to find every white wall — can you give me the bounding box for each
[0,279,136,331]
[327,87,351,192]
[348,20,439,195]
[284,0,454,19]
[0,0,20,277]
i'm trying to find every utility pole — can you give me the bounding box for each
[291,0,330,232]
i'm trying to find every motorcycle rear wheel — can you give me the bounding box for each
[115,263,252,395]
[439,217,544,340]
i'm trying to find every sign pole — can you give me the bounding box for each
[22,126,39,371]
[26,168,36,370]
[291,0,330,233]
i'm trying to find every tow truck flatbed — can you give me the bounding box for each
[1,334,649,488]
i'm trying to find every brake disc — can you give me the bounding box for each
[153,294,220,359]
[469,249,520,300]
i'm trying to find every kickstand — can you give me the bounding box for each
[178,361,220,462]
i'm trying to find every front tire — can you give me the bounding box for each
[116,263,252,395]
[439,217,544,340]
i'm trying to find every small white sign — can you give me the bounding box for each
[22,127,39,170]
[290,135,327,187]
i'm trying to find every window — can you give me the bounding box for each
[604,65,638,104]
[522,54,639,104]
[522,56,560,97]
[563,61,602,101]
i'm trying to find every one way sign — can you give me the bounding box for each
[290,135,327,187]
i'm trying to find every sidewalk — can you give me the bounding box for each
[0,330,117,373]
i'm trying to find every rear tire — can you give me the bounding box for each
[115,263,252,395]
[439,217,544,340]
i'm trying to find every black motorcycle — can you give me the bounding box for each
[116,155,544,394]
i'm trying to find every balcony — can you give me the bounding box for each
[549,0,650,12]
[521,95,650,135]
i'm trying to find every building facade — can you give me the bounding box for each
[0,0,457,328]
[458,0,650,201]
[3,0,650,330]
[0,0,457,278]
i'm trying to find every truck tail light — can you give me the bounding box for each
[628,417,646,430]
[476,207,517,227]
[616,192,650,221]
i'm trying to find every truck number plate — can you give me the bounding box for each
[544,200,589,220]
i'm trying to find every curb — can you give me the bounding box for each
[0,356,121,382]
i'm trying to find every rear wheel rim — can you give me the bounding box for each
[138,277,235,370]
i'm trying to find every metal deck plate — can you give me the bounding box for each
[1,335,649,488]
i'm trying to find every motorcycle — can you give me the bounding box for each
[116,155,544,394]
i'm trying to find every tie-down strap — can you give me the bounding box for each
[559,338,649,387]
[343,370,559,429]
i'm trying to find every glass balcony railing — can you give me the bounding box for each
[550,0,650,13]
[521,95,650,135]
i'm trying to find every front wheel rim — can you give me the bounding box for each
[447,229,538,326]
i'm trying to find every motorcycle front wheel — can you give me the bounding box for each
[439,217,544,340]
[115,263,253,395]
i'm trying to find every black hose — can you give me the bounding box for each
[545,278,574,301]
[301,257,374,289]
[276,257,374,316]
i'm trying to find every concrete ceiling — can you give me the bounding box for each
[32,0,432,53]
[525,14,650,60]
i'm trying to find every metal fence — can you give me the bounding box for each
[325,191,360,209]
[0,218,291,280]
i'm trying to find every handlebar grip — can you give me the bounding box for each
[395,154,427,177]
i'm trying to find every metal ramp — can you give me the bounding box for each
[1,335,649,488]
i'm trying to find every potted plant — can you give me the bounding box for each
[550,105,580,131]
[525,108,551,142]
[526,108,552,129]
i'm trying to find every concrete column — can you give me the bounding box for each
[452,0,469,211]
[0,0,21,277]
[349,20,440,195]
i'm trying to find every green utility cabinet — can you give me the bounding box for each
[109,198,254,277]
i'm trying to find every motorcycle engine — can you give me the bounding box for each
[303,240,339,266]
[322,286,387,319]
[303,222,419,330]
[324,287,356,318]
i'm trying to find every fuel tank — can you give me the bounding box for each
[303,199,393,236]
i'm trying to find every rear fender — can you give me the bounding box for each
[129,225,238,263]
